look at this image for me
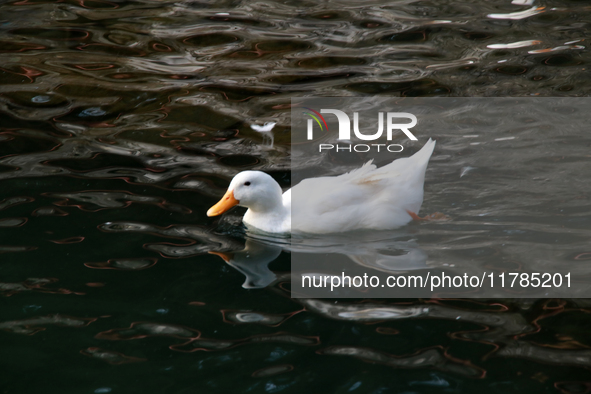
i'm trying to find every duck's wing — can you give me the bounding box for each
[292,171,397,233]
[291,139,436,233]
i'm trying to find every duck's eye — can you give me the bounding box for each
[244,181,251,186]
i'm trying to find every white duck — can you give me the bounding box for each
[207,139,436,234]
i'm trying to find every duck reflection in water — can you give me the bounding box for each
[208,228,429,290]
[98,220,430,290]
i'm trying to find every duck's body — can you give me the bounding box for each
[207,139,436,234]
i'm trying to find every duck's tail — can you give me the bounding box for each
[344,139,436,185]
[376,138,436,175]
[410,138,436,165]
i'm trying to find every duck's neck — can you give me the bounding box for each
[245,191,285,215]
[243,190,288,233]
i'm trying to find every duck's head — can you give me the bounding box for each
[207,171,283,217]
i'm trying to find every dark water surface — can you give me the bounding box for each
[1,0,591,393]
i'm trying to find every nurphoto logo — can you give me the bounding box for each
[303,108,418,153]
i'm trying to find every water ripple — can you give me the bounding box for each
[1,0,591,391]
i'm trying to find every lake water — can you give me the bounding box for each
[1,0,591,393]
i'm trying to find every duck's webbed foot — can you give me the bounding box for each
[407,210,451,221]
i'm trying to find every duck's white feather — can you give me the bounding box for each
[289,139,435,233]
[219,139,436,234]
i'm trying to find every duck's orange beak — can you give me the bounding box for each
[207,189,239,217]
[208,251,234,263]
